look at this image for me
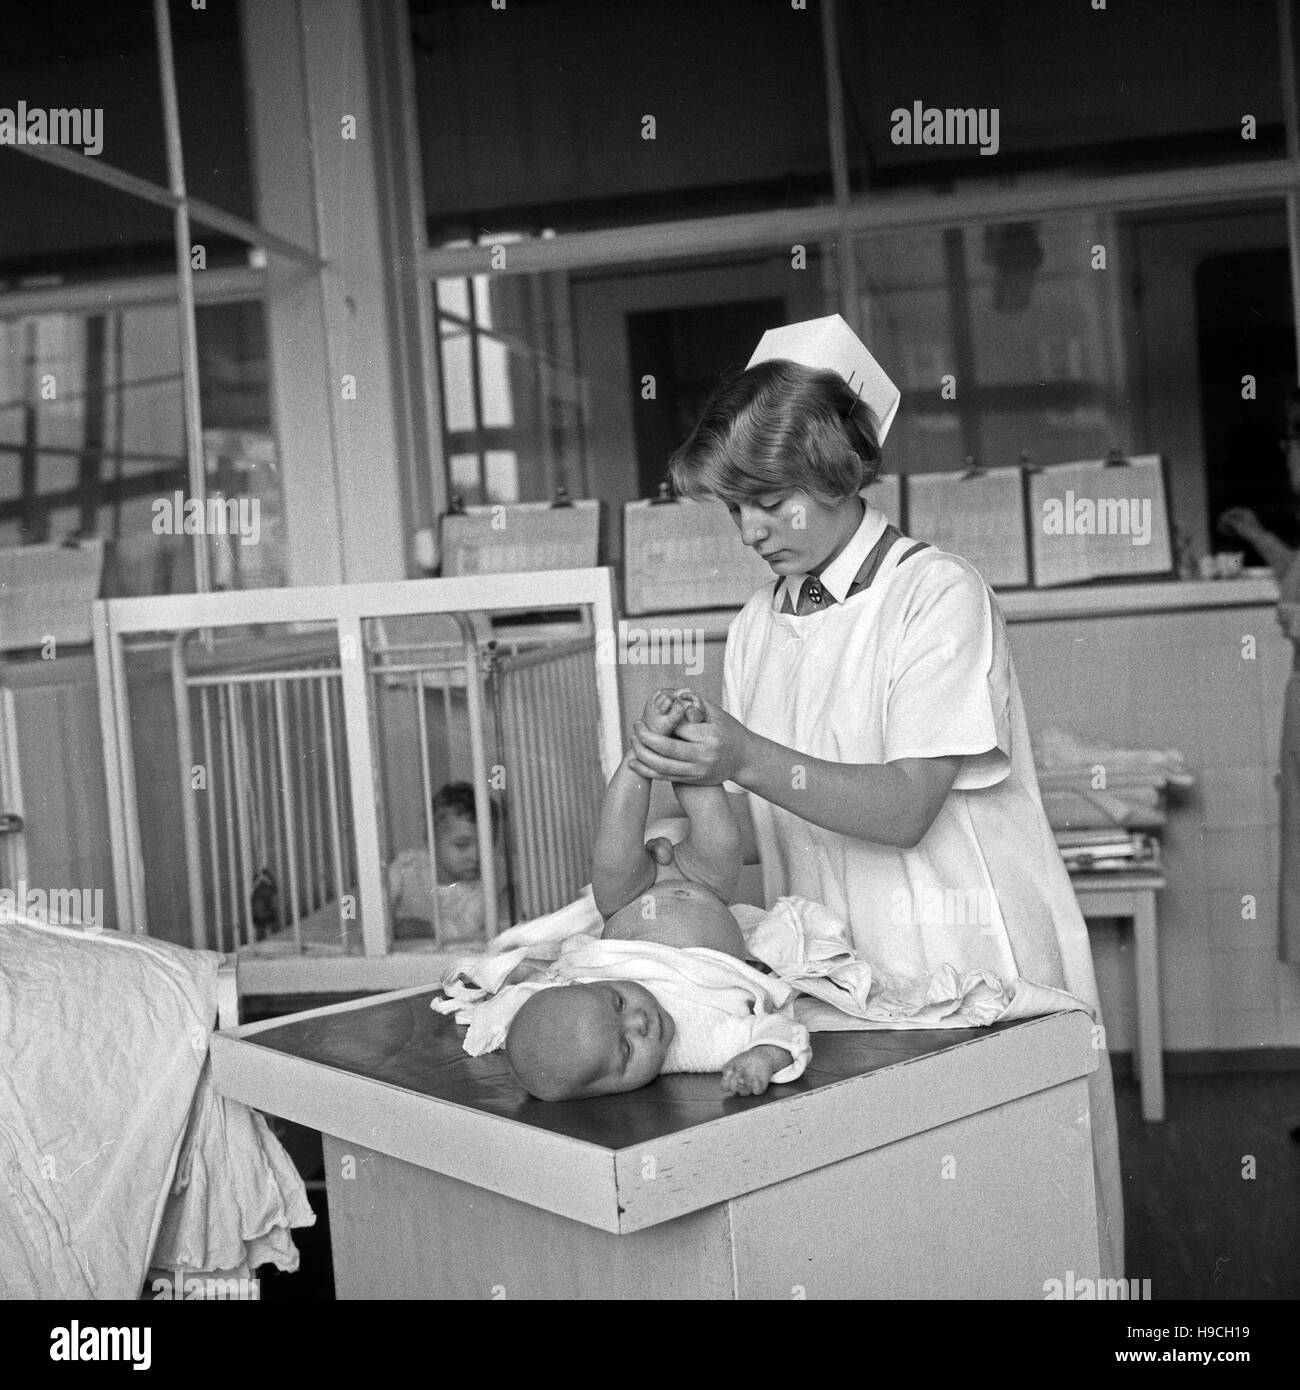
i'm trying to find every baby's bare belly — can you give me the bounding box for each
[603,875,749,960]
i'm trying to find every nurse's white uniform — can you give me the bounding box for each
[724,501,1124,1279]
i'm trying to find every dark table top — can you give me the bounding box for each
[246,988,1018,1150]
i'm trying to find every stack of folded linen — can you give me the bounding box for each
[1032,728,1194,832]
[1056,827,1162,873]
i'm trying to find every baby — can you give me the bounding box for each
[389,782,509,943]
[504,689,802,1101]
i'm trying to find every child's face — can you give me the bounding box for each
[435,811,480,881]
[509,979,675,1100]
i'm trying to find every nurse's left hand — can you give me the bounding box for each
[628,695,751,785]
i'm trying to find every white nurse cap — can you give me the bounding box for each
[746,313,901,444]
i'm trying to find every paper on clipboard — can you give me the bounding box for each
[905,466,1029,588]
[623,498,772,615]
[0,540,105,651]
[440,500,601,576]
[1028,455,1171,587]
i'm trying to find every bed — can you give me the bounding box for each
[0,909,314,1299]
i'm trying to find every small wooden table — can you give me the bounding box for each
[212,989,1101,1300]
[1071,870,1167,1122]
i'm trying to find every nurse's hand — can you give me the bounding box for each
[628,696,751,785]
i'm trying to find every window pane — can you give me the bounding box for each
[413,0,832,241]
[855,215,1133,476]
[0,0,255,243]
[840,0,1284,189]
[853,200,1296,557]
[433,245,837,542]
[0,299,281,595]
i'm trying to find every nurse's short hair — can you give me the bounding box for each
[668,360,881,506]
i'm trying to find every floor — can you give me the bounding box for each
[1114,1066,1300,1300]
[255,1060,1300,1301]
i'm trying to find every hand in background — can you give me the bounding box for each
[1218,507,1264,542]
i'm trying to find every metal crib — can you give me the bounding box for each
[94,572,623,990]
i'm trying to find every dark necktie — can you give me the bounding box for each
[778,524,926,616]
[794,578,827,616]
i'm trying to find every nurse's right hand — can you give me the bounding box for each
[629,695,752,785]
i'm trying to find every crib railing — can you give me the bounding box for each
[173,637,355,954]
[494,638,605,921]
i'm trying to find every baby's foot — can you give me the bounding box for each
[641,687,706,736]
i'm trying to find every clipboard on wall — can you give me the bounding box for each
[903,464,1031,589]
[0,540,105,651]
[623,496,772,615]
[440,498,602,576]
[1026,454,1173,587]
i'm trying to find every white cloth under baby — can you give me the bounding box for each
[432,889,1091,1066]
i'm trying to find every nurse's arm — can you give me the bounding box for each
[739,743,963,850]
[632,716,961,850]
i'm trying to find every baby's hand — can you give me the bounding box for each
[720,1044,792,1097]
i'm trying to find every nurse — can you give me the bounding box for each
[630,315,1124,1278]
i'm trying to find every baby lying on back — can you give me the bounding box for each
[505,689,807,1101]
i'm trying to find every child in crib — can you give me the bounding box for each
[504,689,807,1101]
[388,782,510,944]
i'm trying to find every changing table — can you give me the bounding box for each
[211,989,1101,1300]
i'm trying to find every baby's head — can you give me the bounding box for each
[431,782,498,882]
[505,979,676,1101]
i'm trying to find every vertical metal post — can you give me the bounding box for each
[414,671,445,944]
[320,673,346,943]
[170,635,207,950]
[337,615,388,956]
[153,0,211,595]
[0,689,29,890]
[93,606,142,932]
[820,0,860,330]
[200,688,222,948]
[306,671,324,909]
[229,682,256,946]
[218,681,240,949]
[463,635,498,938]
[274,679,303,948]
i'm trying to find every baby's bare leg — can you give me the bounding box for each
[658,690,741,901]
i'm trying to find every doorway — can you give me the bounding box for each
[1195,246,1298,555]
[625,298,783,499]
[1127,205,1291,555]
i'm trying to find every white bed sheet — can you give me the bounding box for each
[0,911,313,1299]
